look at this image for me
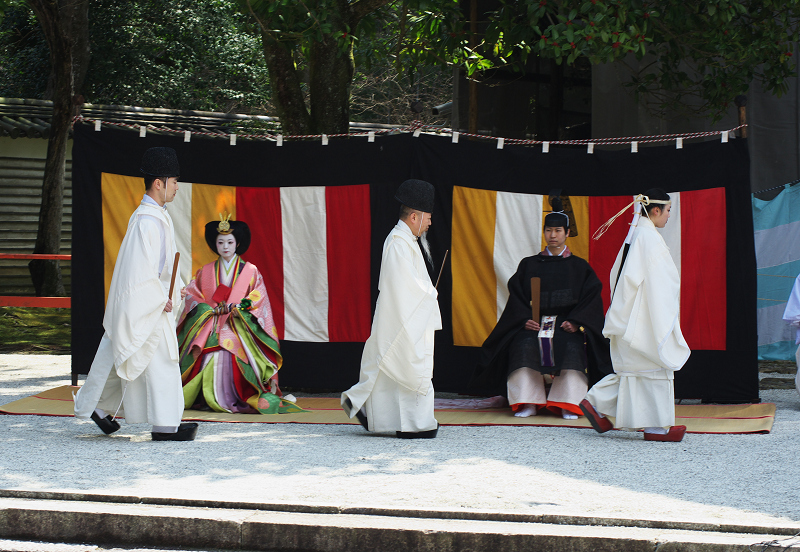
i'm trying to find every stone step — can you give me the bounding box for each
[1,494,799,552]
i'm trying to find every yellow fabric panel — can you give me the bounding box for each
[101,173,146,304]
[541,195,590,261]
[190,184,236,275]
[451,186,497,347]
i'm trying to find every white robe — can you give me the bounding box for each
[586,217,690,429]
[341,221,442,433]
[781,274,800,397]
[74,197,184,426]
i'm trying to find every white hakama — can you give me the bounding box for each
[342,221,441,434]
[74,197,184,429]
[586,217,690,430]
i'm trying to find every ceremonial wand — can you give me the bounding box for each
[168,252,180,299]
[435,249,449,289]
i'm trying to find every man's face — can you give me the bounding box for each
[410,210,432,234]
[544,226,568,250]
[651,203,671,228]
[165,177,179,202]
[216,234,237,262]
[419,211,432,233]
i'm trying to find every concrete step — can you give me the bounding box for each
[1,493,799,552]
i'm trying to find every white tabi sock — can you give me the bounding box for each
[152,425,178,433]
[562,410,578,420]
[514,404,537,417]
[643,427,668,435]
[94,408,107,418]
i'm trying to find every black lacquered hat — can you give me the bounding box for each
[395,179,435,213]
[140,147,180,177]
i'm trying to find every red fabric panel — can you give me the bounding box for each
[680,188,726,350]
[325,184,371,342]
[588,195,634,312]
[236,187,284,339]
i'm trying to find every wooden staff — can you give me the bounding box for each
[168,252,180,298]
[435,249,449,289]
[530,277,540,321]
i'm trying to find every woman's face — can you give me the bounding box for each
[216,234,237,262]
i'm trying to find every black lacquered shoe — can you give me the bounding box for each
[396,424,439,439]
[90,411,120,435]
[151,422,198,441]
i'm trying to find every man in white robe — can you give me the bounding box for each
[781,275,800,397]
[74,147,198,441]
[341,179,442,438]
[581,189,691,442]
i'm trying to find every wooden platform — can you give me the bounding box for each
[0,386,776,434]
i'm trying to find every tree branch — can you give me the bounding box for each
[350,0,392,25]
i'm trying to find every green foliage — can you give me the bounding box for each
[0,4,50,98]
[4,0,799,124]
[85,0,272,111]
[239,0,460,129]
[0,0,272,111]
[404,0,800,120]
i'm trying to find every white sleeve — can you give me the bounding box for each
[138,215,165,276]
[783,275,800,325]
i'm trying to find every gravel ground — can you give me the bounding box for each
[1,354,799,530]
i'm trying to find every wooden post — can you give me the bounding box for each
[735,95,747,138]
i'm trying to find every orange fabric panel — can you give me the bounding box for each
[451,186,497,347]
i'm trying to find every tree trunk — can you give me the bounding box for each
[253,0,391,135]
[308,33,354,134]
[260,32,312,135]
[27,0,90,297]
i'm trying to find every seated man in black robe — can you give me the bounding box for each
[470,199,611,419]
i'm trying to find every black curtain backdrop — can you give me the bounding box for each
[72,124,757,403]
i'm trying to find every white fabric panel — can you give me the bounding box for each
[493,192,543,321]
[758,301,796,346]
[659,192,681,276]
[169,181,193,283]
[755,220,800,269]
[281,186,329,342]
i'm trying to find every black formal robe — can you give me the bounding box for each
[469,251,612,397]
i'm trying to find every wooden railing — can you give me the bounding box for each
[0,254,71,308]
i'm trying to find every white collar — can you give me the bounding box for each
[397,219,418,241]
[142,193,166,210]
[221,255,237,273]
[638,216,656,229]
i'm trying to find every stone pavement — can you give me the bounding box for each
[0,354,799,551]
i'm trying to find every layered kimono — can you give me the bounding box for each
[470,248,612,414]
[74,196,184,427]
[586,216,691,429]
[178,255,300,414]
[341,221,442,433]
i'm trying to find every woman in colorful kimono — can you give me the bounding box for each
[178,216,300,414]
